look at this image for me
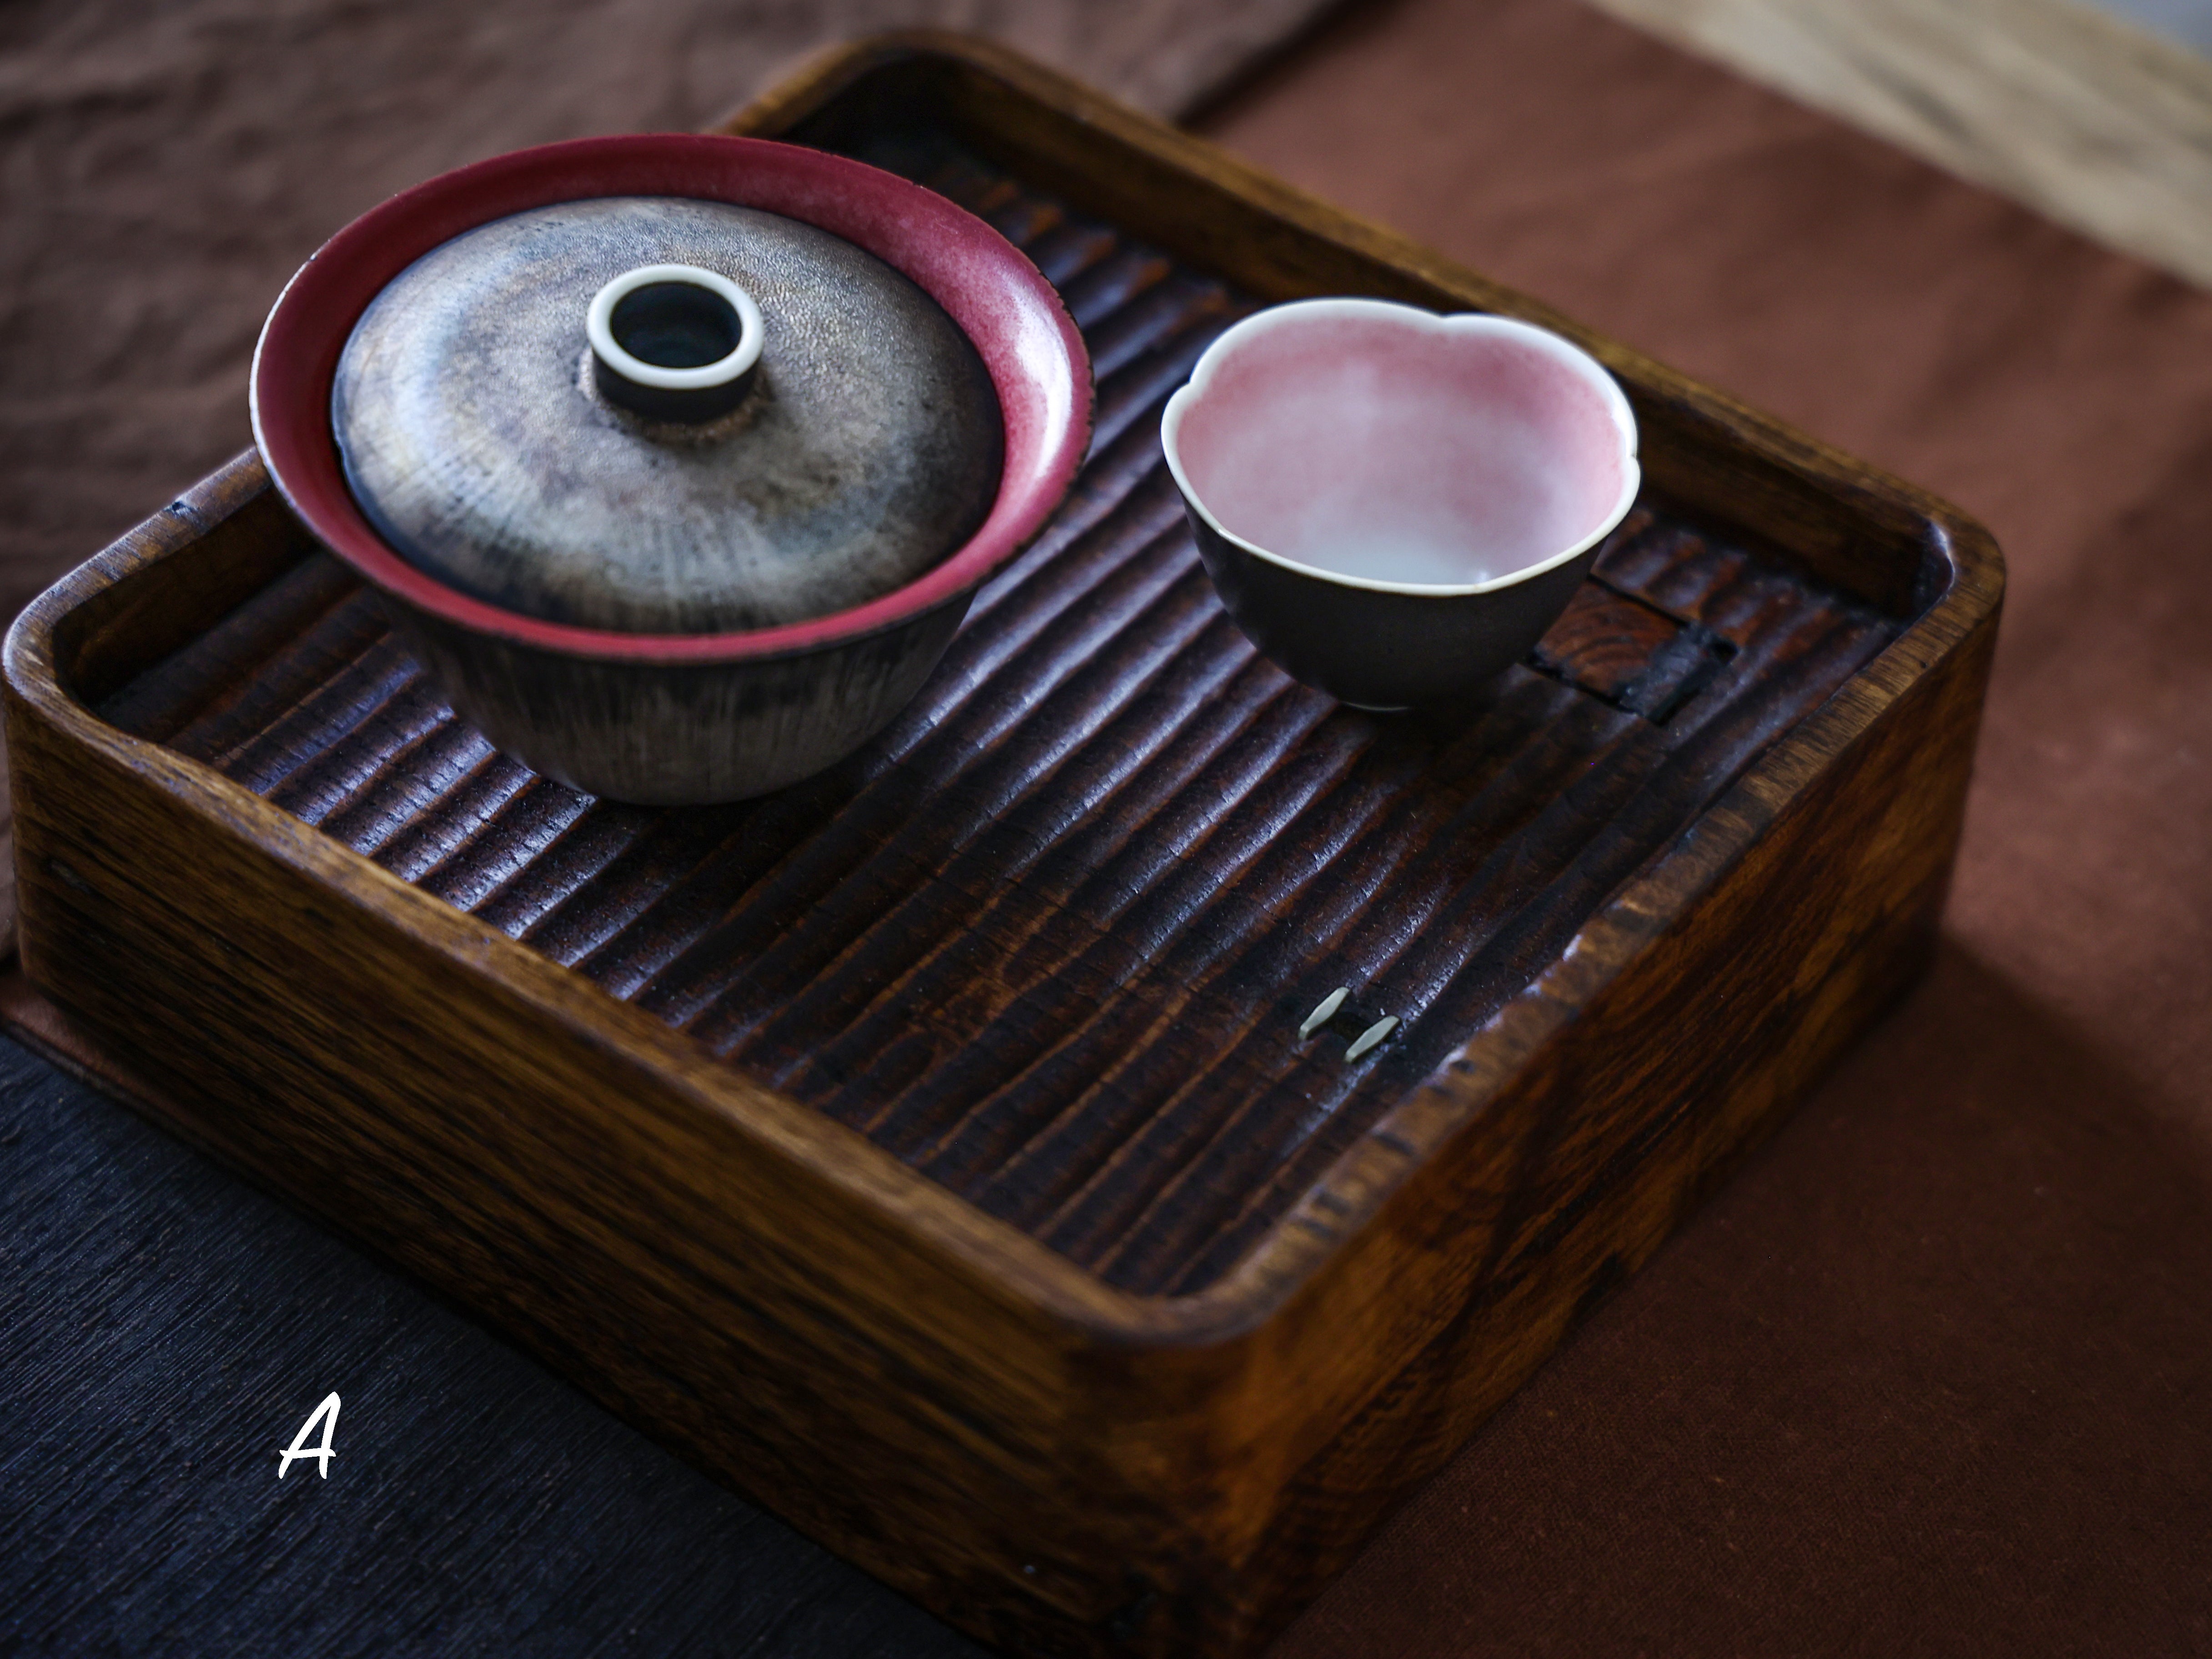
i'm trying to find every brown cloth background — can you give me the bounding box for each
[5,0,2208,1651]
[1192,0,2212,1652]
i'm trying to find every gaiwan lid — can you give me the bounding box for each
[332,196,1005,635]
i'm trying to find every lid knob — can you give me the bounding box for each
[586,263,763,423]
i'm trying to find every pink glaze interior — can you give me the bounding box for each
[251,134,1091,664]
[1169,309,1634,588]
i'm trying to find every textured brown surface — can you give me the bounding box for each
[84,136,1895,1299]
[1194,0,2212,1653]
[1586,0,2212,292]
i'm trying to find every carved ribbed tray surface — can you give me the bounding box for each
[99,137,1898,1297]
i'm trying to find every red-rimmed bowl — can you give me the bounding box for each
[252,134,1091,804]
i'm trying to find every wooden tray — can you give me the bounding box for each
[3,34,2003,1659]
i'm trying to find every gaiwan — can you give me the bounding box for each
[333,196,1005,637]
[250,136,1090,809]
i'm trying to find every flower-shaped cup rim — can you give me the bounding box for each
[1161,299,1640,598]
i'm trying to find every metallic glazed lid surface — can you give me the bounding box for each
[332,196,1004,635]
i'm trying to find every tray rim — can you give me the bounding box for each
[2,32,2004,1353]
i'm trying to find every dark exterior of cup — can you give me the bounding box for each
[383,594,968,804]
[1182,500,1599,709]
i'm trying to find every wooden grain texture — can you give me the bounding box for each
[1588,0,2212,289]
[1,36,2005,1659]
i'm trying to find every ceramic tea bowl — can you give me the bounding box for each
[1161,299,1639,709]
[252,134,1091,804]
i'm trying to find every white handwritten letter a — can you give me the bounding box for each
[277,1393,341,1479]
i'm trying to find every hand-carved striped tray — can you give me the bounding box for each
[5,35,2000,1659]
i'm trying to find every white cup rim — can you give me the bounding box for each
[1161,299,1642,597]
[586,262,765,391]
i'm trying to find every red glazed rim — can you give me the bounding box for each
[250,134,1093,664]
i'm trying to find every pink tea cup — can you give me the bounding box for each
[1162,299,1639,709]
